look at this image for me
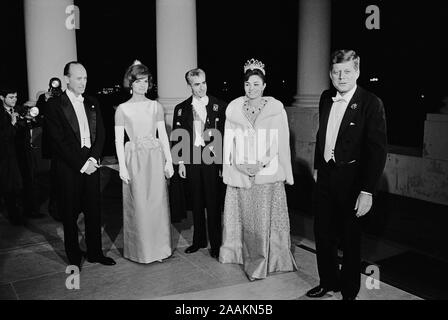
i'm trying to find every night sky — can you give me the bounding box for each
[1,0,447,148]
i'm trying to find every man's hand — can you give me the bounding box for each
[178,163,186,179]
[84,160,99,175]
[44,91,52,101]
[355,192,373,218]
[313,169,318,182]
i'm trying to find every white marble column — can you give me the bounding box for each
[286,0,331,173]
[24,0,77,102]
[156,0,197,128]
[293,0,331,108]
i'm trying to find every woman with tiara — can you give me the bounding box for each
[114,60,174,263]
[219,58,297,280]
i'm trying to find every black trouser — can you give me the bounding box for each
[313,159,362,298]
[55,148,102,264]
[48,160,58,216]
[186,164,222,250]
[3,191,22,222]
[17,148,38,216]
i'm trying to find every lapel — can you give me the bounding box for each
[61,92,81,142]
[205,97,216,129]
[336,86,362,142]
[184,96,194,132]
[84,98,96,143]
[61,92,97,144]
[318,92,334,152]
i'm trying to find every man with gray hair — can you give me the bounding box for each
[171,68,227,259]
[306,50,387,300]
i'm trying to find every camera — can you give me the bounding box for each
[15,103,39,119]
[48,78,62,98]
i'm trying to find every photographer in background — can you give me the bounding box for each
[36,77,62,221]
[0,87,41,225]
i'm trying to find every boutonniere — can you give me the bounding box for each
[213,104,219,112]
[350,103,357,110]
[177,109,182,117]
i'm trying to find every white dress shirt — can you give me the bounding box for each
[66,89,91,148]
[191,96,209,147]
[66,89,97,173]
[323,85,371,196]
[324,85,357,162]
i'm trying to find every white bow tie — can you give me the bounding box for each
[74,95,84,103]
[332,96,346,103]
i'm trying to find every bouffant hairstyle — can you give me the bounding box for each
[123,61,153,90]
[244,68,266,84]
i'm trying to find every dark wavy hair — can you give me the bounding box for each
[330,49,360,71]
[244,68,266,83]
[123,61,153,91]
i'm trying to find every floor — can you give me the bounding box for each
[0,164,431,300]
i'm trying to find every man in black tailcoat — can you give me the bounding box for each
[306,50,387,300]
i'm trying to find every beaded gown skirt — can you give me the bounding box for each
[219,181,297,280]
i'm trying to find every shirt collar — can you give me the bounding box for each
[334,85,357,104]
[66,89,84,104]
[192,95,209,106]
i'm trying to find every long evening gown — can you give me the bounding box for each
[115,100,172,263]
[219,98,297,280]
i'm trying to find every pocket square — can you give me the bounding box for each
[349,122,356,126]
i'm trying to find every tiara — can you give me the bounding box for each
[133,59,142,66]
[244,58,265,75]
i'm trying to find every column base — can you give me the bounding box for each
[292,94,321,108]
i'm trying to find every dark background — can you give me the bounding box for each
[1,0,447,148]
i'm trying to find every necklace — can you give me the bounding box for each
[244,98,267,114]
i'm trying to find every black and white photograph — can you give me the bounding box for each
[1,0,447,308]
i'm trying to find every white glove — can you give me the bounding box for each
[164,161,174,179]
[119,166,130,184]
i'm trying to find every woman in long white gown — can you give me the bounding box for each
[114,60,174,263]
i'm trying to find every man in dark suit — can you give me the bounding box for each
[36,77,63,221]
[171,68,226,259]
[0,88,41,225]
[45,62,116,270]
[306,50,387,300]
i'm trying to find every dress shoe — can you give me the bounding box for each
[210,248,220,259]
[185,245,206,254]
[342,295,357,300]
[306,285,340,298]
[87,255,116,266]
